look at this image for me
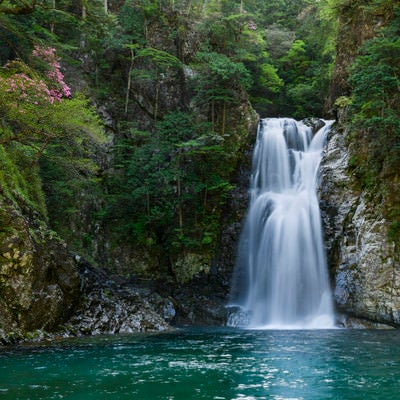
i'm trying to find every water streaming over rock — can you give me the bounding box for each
[228,118,335,329]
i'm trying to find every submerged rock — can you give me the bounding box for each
[337,314,395,329]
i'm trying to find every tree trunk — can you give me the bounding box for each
[124,47,135,115]
[154,77,160,127]
[222,101,226,135]
[146,188,150,217]
[211,99,215,130]
[82,1,86,19]
[202,0,207,15]
[203,186,207,209]
[50,0,55,33]
[80,2,86,48]
[178,177,183,229]
[187,0,192,15]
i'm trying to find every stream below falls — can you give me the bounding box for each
[1,327,400,399]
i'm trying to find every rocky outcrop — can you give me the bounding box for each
[0,200,81,342]
[319,123,400,326]
[65,259,172,335]
[65,256,232,335]
[166,273,229,326]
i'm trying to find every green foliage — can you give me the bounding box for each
[0,37,105,258]
[136,47,182,69]
[389,220,400,242]
[0,60,103,149]
[258,63,283,93]
[347,7,400,183]
[343,4,400,244]
[334,96,352,108]
[118,2,147,45]
[0,143,46,215]
[104,111,235,268]
[271,1,336,118]
[191,51,252,133]
[193,51,252,101]
[199,0,336,118]
[0,0,339,281]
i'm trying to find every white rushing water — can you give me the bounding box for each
[229,118,335,329]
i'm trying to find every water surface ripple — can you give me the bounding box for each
[1,328,400,399]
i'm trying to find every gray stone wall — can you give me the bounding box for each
[319,123,400,326]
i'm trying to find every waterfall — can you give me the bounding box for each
[228,118,335,329]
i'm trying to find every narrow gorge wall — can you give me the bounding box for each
[320,123,400,326]
[321,1,400,327]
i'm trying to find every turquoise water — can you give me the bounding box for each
[1,328,400,399]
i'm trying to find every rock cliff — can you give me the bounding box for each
[0,199,81,342]
[321,0,400,327]
[320,121,400,326]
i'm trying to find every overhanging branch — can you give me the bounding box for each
[0,0,39,15]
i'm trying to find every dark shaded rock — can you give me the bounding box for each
[303,117,326,133]
[210,118,259,304]
[65,258,171,335]
[165,273,229,326]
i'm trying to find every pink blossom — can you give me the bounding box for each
[248,20,257,30]
[31,45,72,101]
[1,46,72,106]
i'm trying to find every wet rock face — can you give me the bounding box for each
[319,125,400,326]
[0,202,81,335]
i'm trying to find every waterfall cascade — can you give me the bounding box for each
[228,118,335,329]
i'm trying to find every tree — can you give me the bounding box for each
[0,0,42,15]
[134,47,182,125]
[192,51,251,133]
[0,46,101,150]
[348,19,400,178]
[0,44,104,222]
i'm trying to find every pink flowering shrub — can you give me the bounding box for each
[0,45,71,106]
[0,44,103,150]
[31,45,71,101]
[0,68,52,106]
[248,20,257,31]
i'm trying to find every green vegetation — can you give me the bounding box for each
[0,45,104,218]
[106,111,238,273]
[340,3,400,242]
[92,0,337,278]
[1,0,399,279]
[348,14,400,175]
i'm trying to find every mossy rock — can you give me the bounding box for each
[172,253,211,284]
[0,199,81,334]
